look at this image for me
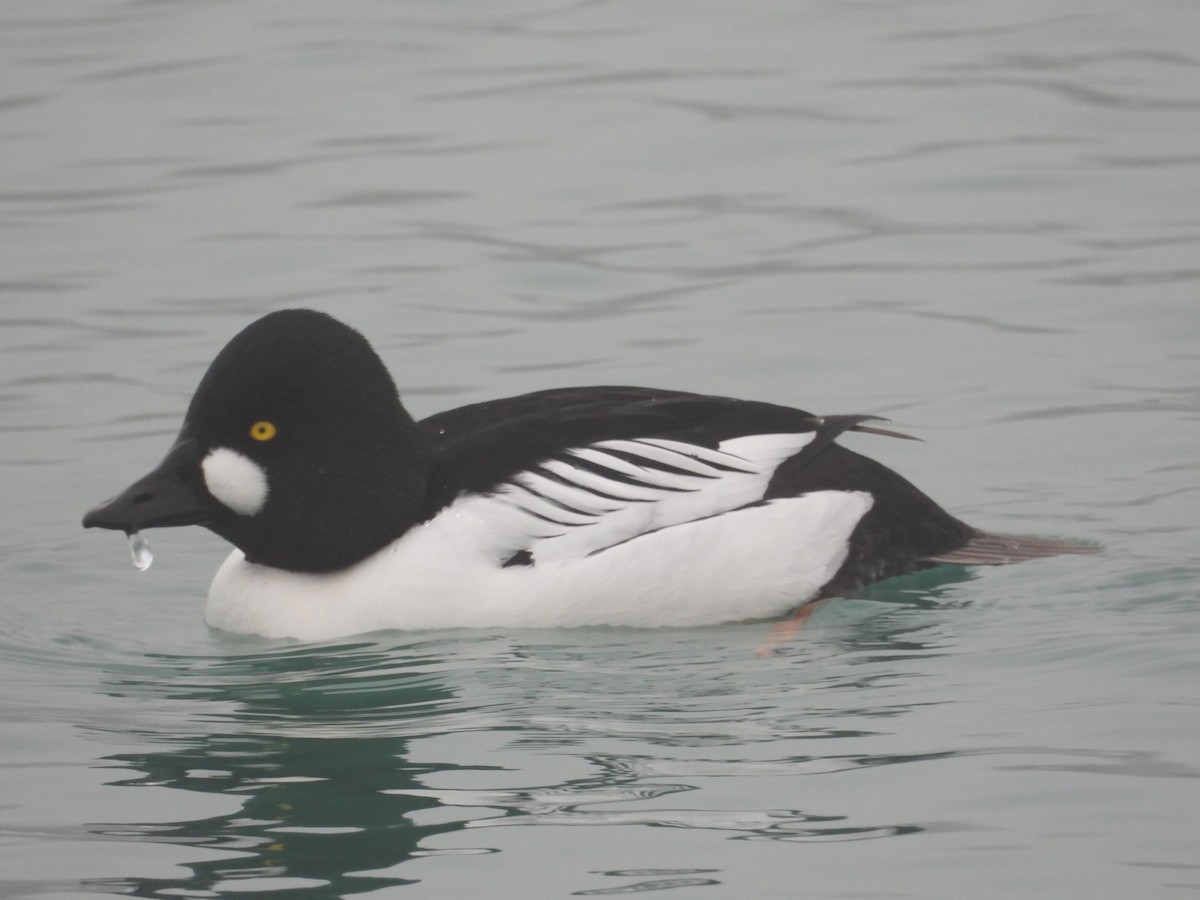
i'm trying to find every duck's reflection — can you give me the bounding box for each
[81,573,978,897]
[86,639,468,897]
[98,732,446,896]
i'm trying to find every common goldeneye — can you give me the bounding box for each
[83,309,1091,640]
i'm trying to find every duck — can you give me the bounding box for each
[83,309,1092,640]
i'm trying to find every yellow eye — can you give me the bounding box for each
[249,420,277,442]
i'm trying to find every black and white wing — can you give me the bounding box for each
[484,432,817,564]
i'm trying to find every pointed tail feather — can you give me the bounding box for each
[823,415,923,442]
[923,531,1099,566]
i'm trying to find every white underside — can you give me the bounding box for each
[204,489,873,640]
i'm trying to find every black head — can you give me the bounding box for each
[83,309,433,572]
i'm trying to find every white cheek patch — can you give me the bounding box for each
[202,448,269,516]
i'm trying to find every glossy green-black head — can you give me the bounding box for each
[83,309,433,572]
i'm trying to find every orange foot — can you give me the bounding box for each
[755,599,823,657]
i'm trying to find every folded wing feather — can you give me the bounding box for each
[486,433,819,563]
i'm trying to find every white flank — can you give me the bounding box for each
[204,486,874,640]
[201,447,269,515]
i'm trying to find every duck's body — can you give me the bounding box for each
[84,310,1091,640]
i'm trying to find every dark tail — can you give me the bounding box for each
[922,532,1099,566]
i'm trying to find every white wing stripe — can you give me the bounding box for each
[628,437,760,473]
[503,487,597,526]
[567,447,700,491]
[513,471,622,515]
[537,459,664,503]
[590,437,757,475]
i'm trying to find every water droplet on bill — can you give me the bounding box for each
[129,531,154,571]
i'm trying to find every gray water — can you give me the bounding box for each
[3,1,1199,897]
